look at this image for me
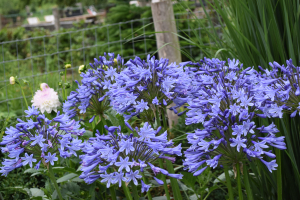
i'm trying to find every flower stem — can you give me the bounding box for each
[224,166,234,200]
[109,186,117,200]
[122,182,133,200]
[142,174,153,200]
[48,164,63,200]
[156,108,171,200]
[63,68,67,101]
[243,164,253,200]
[130,181,140,200]
[162,107,182,200]
[236,163,243,200]
[158,159,171,200]
[19,84,28,108]
[276,148,282,200]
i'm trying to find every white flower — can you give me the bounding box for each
[31,83,61,113]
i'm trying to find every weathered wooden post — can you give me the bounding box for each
[151,0,181,128]
[52,7,60,31]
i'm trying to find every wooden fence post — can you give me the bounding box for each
[53,7,60,31]
[151,0,181,129]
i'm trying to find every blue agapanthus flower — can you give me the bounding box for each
[255,59,300,118]
[79,122,183,192]
[63,53,124,121]
[0,106,84,176]
[108,55,191,121]
[181,58,286,176]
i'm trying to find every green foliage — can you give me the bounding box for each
[196,0,300,69]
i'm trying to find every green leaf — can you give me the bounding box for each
[181,171,197,190]
[56,173,78,183]
[30,188,44,197]
[31,172,43,177]
[24,168,45,174]
[52,167,78,174]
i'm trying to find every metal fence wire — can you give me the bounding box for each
[0,11,220,119]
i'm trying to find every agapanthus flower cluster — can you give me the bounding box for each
[108,55,191,121]
[79,122,182,192]
[0,106,84,176]
[256,59,300,118]
[181,58,286,175]
[63,53,124,121]
[32,83,61,113]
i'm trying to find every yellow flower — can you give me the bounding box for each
[9,76,15,85]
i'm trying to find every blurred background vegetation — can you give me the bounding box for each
[2,0,300,199]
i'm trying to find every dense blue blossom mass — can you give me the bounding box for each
[79,123,182,192]
[1,52,291,191]
[0,106,84,176]
[179,58,286,175]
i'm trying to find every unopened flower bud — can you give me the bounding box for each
[64,82,70,89]
[22,79,29,85]
[9,76,16,85]
[78,65,85,74]
[59,71,64,76]
[40,83,49,91]
[65,63,71,69]
[114,58,118,65]
[58,81,62,88]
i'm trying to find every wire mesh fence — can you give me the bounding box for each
[0,10,220,119]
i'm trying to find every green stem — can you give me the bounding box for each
[162,107,182,200]
[142,174,153,200]
[48,164,63,200]
[122,182,133,200]
[19,84,28,108]
[224,166,234,200]
[243,164,253,200]
[155,106,160,127]
[236,163,243,200]
[109,186,117,200]
[130,181,140,200]
[159,159,171,200]
[276,148,282,200]
[63,69,67,101]
[156,108,171,200]
[166,160,182,200]
[161,108,168,131]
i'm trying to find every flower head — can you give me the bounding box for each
[79,122,182,192]
[9,76,16,85]
[78,65,85,74]
[32,83,61,113]
[65,63,71,69]
[182,58,286,175]
[63,53,124,120]
[0,107,84,176]
[109,55,191,122]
